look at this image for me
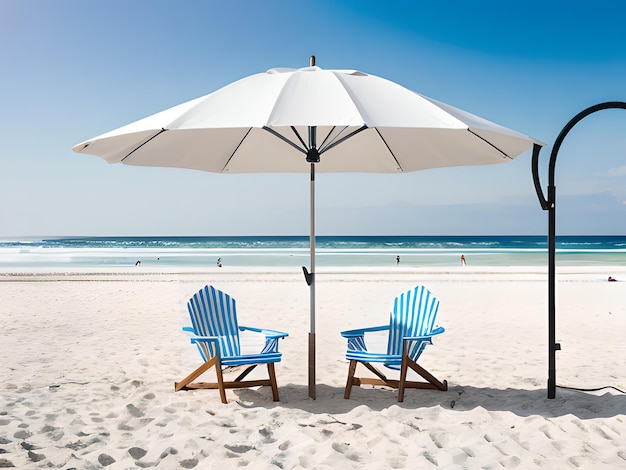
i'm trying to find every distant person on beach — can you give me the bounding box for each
[135,260,141,267]
[217,258,222,268]
[396,255,400,265]
[461,254,466,266]
[608,276,617,282]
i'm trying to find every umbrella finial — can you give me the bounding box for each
[310,55,316,67]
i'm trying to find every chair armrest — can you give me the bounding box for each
[341,325,389,338]
[431,326,445,335]
[182,326,195,333]
[239,326,288,355]
[239,325,288,339]
[404,326,445,343]
[189,335,220,361]
[342,325,389,353]
[190,335,220,345]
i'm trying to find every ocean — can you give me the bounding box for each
[0,236,625,270]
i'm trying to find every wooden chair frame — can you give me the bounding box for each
[175,359,279,404]
[344,339,447,402]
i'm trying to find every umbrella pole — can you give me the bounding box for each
[307,121,318,400]
[308,160,316,399]
[306,55,318,400]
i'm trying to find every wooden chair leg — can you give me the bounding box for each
[408,360,448,391]
[363,362,389,382]
[398,354,409,402]
[214,360,227,404]
[234,365,258,382]
[175,357,218,392]
[267,363,279,401]
[344,360,357,399]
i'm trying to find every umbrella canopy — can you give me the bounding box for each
[73,65,535,173]
[73,59,541,399]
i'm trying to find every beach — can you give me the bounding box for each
[1,266,625,469]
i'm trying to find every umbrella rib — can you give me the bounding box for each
[262,126,307,154]
[467,129,513,160]
[318,126,339,150]
[290,126,308,150]
[120,128,168,162]
[374,128,404,171]
[221,128,254,171]
[319,125,369,155]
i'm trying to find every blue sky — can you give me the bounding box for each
[1,0,625,237]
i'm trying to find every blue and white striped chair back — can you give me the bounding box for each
[187,285,241,359]
[387,286,439,360]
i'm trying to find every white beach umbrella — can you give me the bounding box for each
[73,57,541,399]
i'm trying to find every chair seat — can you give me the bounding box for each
[345,350,402,368]
[220,352,282,366]
[346,349,402,366]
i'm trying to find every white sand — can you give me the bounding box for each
[1,266,625,469]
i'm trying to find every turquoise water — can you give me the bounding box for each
[1,236,625,269]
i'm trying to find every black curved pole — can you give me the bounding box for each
[532,101,626,399]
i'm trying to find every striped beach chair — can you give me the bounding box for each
[341,285,447,401]
[175,285,288,403]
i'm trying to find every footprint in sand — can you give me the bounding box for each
[258,426,277,444]
[126,404,144,418]
[224,443,254,454]
[331,442,360,462]
[422,451,438,466]
[128,446,148,459]
[180,458,199,468]
[13,429,31,440]
[98,454,115,466]
[429,431,448,449]
[499,455,521,467]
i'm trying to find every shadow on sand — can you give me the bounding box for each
[235,382,626,420]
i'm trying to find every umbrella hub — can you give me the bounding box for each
[306,147,320,163]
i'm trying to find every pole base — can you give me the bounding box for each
[308,333,316,399]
